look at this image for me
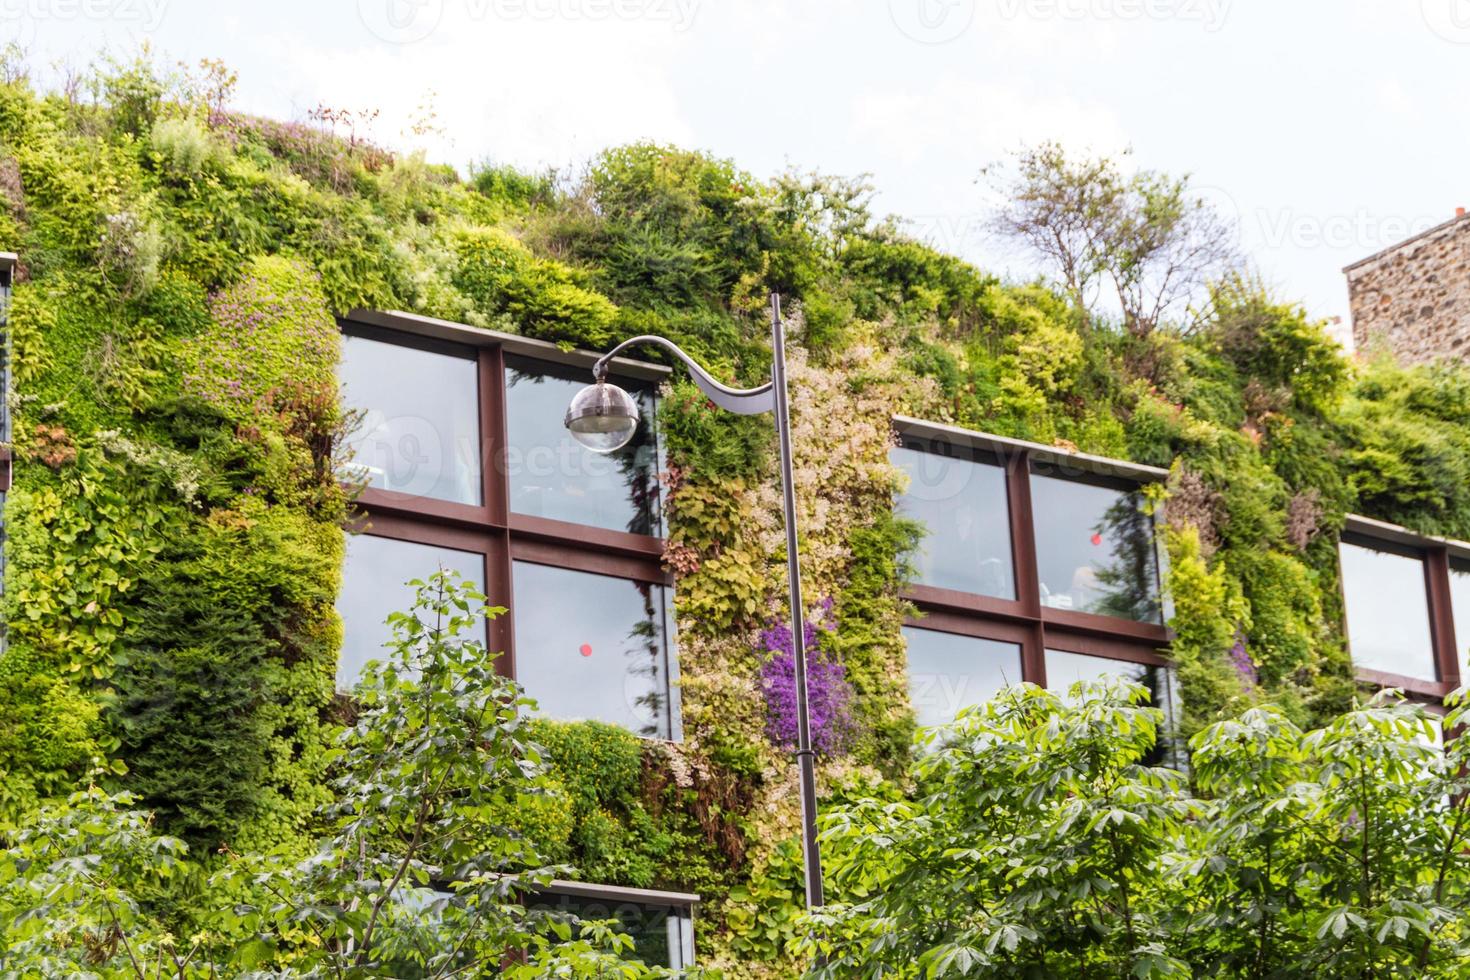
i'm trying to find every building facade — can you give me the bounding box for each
[333,309,1470,965]
[1345,210,1470,363]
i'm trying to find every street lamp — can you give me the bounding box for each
[564,293,825,910]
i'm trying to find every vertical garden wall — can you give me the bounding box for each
[2,53,1470,973]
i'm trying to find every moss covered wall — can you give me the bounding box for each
[2,55,1470,973]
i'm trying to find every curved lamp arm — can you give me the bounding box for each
[593,336,776,416]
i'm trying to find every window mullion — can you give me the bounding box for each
[1427,547,1460,689]
[1006,448,1048,687]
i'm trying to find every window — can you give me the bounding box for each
[341,333,482,505]
[1334,517,1470,698]
[892,443,1015,598]
[336,533,487,689]
[419,881,699,971]
[1045,648,1180,765]
[1045,649,1177,723]
[903,626,1022,728]
[893,417,1172,737]
[532,884,697,970]
[504,355,661,536]
[512,562,677,739]
[1339,540,1436,683]
[1031,473,1161,624]
[336,316,676,739]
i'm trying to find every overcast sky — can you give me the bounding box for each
[9,0,1470,335]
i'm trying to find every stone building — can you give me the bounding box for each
[1345,209,1470,363]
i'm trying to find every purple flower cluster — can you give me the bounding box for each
[758,597,855,757]
[1228,631,1257,688]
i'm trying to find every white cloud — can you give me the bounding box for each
[849,75,1127,169]
[247,10,698,172]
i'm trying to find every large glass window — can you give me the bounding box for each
[892,444,1014,598]
[512,562,676,739]
[338,323,678,740]
[894,425,1173,747]
[504,355,661,536]
[1031,474,1161,623]
[336,533,487,690]
[340,334,482,505]
[903,626,1023,728]
[1340,541,1437,682]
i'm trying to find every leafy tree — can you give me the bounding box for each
[986,142,1238,336]
[0,572,690,978]
[800,679,1470,978]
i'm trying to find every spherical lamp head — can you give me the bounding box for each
[565,379,640,454]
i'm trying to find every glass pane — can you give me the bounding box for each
[512,562,675,738]
[1044,649,1180,766]
[1450,564,1470,672]
[1340,542,1436,681]
[340,335,482,505]
[892,445,1015,599]
[903,626,1023,727]
[1030,474,1161,623]
[1045,649,1175,720]
[531,893,689,968]
[504,356,661,536]
[336,533,487,691]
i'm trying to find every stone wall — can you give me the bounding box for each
[1346,213,1470,364]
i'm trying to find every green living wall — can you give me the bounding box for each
[1,53,1469,974]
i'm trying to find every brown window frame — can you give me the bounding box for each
[339,311,676,732]
[893,415,1173,695]
[1340,514,1467,700]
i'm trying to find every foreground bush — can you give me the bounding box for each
[0,572,686,978]
[804,679,1470,978]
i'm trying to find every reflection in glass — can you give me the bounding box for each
[903,626,1023,728]
[531,893,693,969]
[1045,649,1181,766]
[1340,542,1436,682]
[1030,474,1161,623]
[336,533,487,690]
[512,562,676,739]
[892,445,1015,598]
[339,335,482,505]
[1450,564,1470,671]
[504,356,661,536]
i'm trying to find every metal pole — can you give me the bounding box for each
[769,293,824,910]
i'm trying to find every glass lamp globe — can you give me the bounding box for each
[565,380,640,454]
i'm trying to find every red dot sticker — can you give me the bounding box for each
[1090,533,1103,546]
[579,643,593,658]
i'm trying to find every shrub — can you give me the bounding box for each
[805,680,1470,979]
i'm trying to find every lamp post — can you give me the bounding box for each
[564,293,825,910]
